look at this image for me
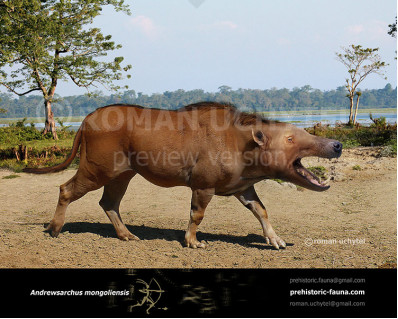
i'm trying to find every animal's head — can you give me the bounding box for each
[252,122,342,191]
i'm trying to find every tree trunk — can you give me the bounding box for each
[353,95,360,125]
[348,96,354,125]
[43,99,58,140]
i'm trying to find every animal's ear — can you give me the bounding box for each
[252,129,267,148]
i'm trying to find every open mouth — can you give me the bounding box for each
[293,158,330,189]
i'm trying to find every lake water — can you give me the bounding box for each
[269,112,397,128]
[1,111,396,130]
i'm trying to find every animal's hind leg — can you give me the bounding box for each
[99,170,139,241]
[47,171,101,237]
[185,188,214,248]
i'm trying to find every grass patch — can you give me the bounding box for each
[307,166,328,181]
[2,174,20,179]
[352,165,362,171]
[0,159,26,172]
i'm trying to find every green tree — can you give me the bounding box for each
[218,85,232,94]
[388,17,397,60]
[388,16,397,38]
[0,94,6,114]
[0,0,131,139]
[336,45,388,125]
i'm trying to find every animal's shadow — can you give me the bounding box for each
[55,222,293,250]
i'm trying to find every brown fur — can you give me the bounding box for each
[23,102,342,249]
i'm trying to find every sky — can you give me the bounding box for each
[3,0,398,96]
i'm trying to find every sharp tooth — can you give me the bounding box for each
[322,177,331,186]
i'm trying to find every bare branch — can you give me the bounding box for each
[0,83,41,96]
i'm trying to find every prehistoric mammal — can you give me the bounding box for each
[24,102,342,249]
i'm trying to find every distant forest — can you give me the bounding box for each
[0,84,396,118]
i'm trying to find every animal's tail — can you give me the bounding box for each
[23,126,83,174]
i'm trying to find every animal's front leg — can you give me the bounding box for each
[185,189,214,248]
[235,186,286,249]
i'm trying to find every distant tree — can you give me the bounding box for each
[336,45,388,125]
[1,86,396,118]
[0,0,131,139]
[0,94,6,114]
[218,85,232,94]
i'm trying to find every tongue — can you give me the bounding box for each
[297,166,323,187]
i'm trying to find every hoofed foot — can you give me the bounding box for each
[46,220,63,238]
[117,231,140,241]
[264,233,286,250]
[185,238,206,249]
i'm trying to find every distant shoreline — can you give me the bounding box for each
[0,108,396,124]
[260,108,397,116]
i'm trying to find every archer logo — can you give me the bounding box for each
[128,278,166,314]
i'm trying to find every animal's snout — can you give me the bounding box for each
[333,142,343,153]
[321,139,343,158]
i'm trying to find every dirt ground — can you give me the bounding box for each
[0,147,396,268]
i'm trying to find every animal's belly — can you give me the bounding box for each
[215,177,266,196]
[140,173,186,188]
[132,163,189,188]
[215,183,253,196]
[216,186,249,196]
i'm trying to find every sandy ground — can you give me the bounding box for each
[0,147,396,268]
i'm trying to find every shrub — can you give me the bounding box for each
[0,125,45,146]
[0,119,75,147]
[369,113,387,129]
[378,139,397,157]
[0,119,77,171]
[306,120,397,149]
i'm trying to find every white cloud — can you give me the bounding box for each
[127,15,158,38]
[347,24,364,35]
[214,20,238,30]
[345,20,392,43]
[199,20,239,31]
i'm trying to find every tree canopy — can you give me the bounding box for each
[388,16,397,38]
[0,0,132,137]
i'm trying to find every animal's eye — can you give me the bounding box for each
[287,136,294,143]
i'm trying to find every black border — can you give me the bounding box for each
[0,268,396,317]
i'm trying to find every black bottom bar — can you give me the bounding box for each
[1,268,396,318]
